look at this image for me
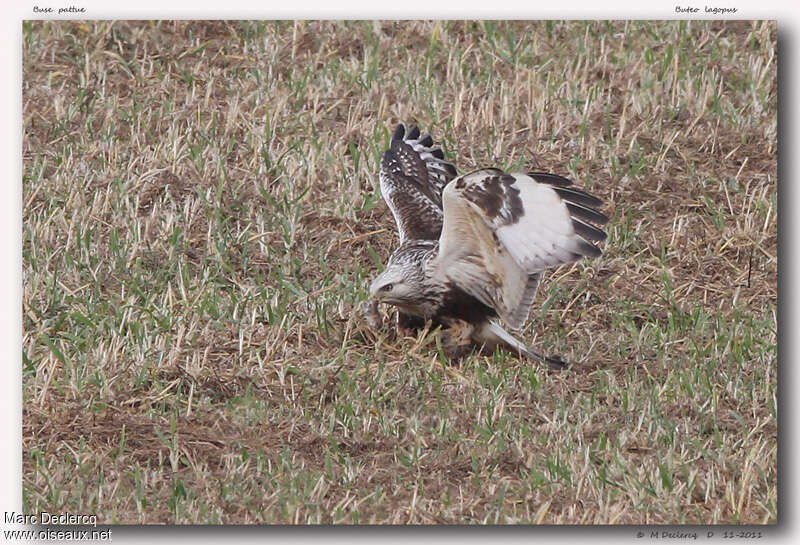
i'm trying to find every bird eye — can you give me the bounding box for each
[382,283,393,292]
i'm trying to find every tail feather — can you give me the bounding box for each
[473,321,567,370]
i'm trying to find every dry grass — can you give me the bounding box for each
[22,20,776,524]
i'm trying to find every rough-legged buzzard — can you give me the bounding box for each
[364,124,608,369]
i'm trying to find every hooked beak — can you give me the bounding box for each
[370,291,387,302]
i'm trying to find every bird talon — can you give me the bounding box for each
[441,320,474,360]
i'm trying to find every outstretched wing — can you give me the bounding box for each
[432,169,608,329]
[379,124,458,242]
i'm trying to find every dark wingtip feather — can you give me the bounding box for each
[391,124,405,142]
[576,238,603,258]
[528,172,573,187]
[565,202,610,226]
[406,125,421,140]
[572,218,608,242]
[418,134,434,147]
[553,186,604,209]
[431,148,444,159]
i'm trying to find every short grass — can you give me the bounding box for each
[22,20,776,524]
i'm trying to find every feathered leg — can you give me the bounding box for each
[441,320,475,360]
[473,321,567,370]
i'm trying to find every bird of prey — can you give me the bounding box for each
[364,123,608,368]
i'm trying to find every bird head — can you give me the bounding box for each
[369,266,416,306]
[368,240,436,316]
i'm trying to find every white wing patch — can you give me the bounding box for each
[491,176,601,270]
[433,169,608,328]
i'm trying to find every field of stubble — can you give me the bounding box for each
[22,20,776,524]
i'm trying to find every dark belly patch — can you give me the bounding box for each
[435,284,496,325]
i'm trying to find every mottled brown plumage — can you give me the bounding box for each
[366,123,608,368]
